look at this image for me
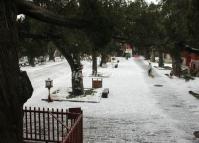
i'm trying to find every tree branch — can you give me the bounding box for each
[19,31,61,40]
[112,35,130,43]
[15,0,89,29]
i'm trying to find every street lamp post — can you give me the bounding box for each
[45,78,53,102]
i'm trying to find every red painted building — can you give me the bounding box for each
[181,46,199,72]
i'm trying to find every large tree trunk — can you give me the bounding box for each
[28,55,35,67]
[158,48,164,67]
[0,1,33,142]
[48,41,56,62]
[100,53,108,67]
[172,57,181,77]
[61,51,84,96]
[92,51,97,75]
[48,48,55,61]
[53,41,84,96]
[71,53,84,96]
[171,43,182,77]
[71,69,84,96]
[151,48,155,62]
[144,47,150,60]
[49,53,55,61]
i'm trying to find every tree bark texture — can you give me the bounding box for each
[151,48,155,62]
[49,53,55,61]
[28,55,35,67]
[54,41,84,96]
[144,48,150,60]
[71,54,84,96]
[15,0,88,29]
[0,1,33,142]
[92,51,98,75]
[172,57,181,77]
[158,48,164,67]
[171,44,182,77]
[48,47,55,62]
[100,53,108,67]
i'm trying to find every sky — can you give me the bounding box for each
[146,0,159,4]
[127,0,160,5]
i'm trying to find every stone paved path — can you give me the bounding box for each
[83,58,199,143]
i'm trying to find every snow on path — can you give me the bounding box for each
[84,58,189,143]
[23,58,199,143]
[134,58,199,143]
[23,60,71,106]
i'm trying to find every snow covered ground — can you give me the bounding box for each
[22,57,199,143]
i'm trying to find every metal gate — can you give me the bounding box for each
[23,107,83,143]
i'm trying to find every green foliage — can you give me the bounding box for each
[115,0,199,55]
[18,17,48,59]
[161,0,199,49]
[19,0,199,60]
[19,38,47,58]
[121,0,158,47]
[187,0,199,48]
[61,28,92,54]
[19,0,130,59]
[79,0,114,48]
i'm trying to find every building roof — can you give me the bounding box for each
[183,45,199,54]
